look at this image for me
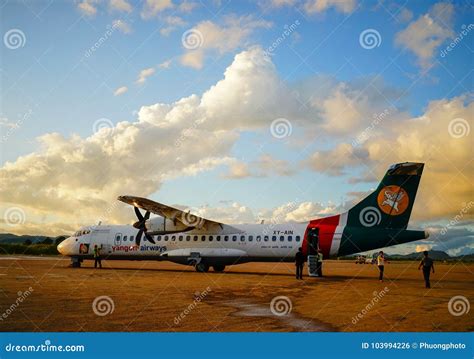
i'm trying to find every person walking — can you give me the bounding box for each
[295,247,305,280]
[377,251,386,282]
[94,244,102,269]
[418,251,435,288]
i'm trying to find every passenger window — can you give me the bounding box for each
[201,236,206,241]
[232,236,237,241]
[171,236,176,241]
[216,236,221,241]
[193,236,198,241]
[186,236,191,241]
[296,235,301,242]
[157,236,162,241]
[209,236,213,242]
[124,235,128,241]
[179,236,183,241]
[264,236,269,241]
[240,235,245,241]
[130,235,134,242]
[288,235,292,242]
[272,236,277,242]
[249,235,253,241]
[224,236,229,241]
[280,235,284,242]
[256,235,261,241]
[164,236,169,241]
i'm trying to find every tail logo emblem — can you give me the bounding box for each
[377,185,409,215]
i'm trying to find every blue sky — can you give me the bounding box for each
[0,0,473,255]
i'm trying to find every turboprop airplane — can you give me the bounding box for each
[57,162,429,272]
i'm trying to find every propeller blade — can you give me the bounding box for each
[144,211,150,221]
[145,232,155,244]
[134,206,144,222]
[136,229,143,246]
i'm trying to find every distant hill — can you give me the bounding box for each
[389,250,451,261]
[0,233,67,245]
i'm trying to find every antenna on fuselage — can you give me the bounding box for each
[98,221,102,226]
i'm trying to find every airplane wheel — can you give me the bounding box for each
[213,265,225,272]
[195,262,209,273]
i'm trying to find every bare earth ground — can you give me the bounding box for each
[0,256,472,332]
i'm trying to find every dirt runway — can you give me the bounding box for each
[0,256,472,332]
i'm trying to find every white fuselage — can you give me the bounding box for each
[57,222,309,265]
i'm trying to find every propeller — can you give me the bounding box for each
[133,207,155,246]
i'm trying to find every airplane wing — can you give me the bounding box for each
[117,195,241,232]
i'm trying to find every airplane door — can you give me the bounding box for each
[307,228,319,277]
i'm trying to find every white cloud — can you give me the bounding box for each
[109,0,132,12]
[178,1,198,12]
[180,15,272,69]
[112,19,132,34]
[0,117,20,129]
[305,95,474,221]
[304,0,356,14]
[136,67,156,85]
[395,2,454,70]
[0,46,471,236]
[113,86,128,96]
[77,0,99,16]
[141,0,173,19]
[160,16,186,36]
[158,59,172,69]
[224,155,295,179]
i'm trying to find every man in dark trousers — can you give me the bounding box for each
[93,244,102,269]
[418,251,435,288]
[295,247,305,280]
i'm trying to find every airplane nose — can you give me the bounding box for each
[57,237,73,255]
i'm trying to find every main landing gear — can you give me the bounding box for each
[70,257,82,268]
[194,262,226,273]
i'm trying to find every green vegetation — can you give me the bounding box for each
[0,243,60,255]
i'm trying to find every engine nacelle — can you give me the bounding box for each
[145,217,189,234]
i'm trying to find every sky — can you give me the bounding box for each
[0,0,473,256]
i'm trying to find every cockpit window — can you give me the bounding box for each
[74,230,91,237]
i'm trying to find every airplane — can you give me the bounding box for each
[57,162,429,273]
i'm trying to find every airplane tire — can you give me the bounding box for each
[213,265,225,272]
[195,262,209,273]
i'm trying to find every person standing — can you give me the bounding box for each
[316,249,323,277]
[418,251,435,288]
[377,251,386,282]
[94,244,102,269]
[295,247,305,280]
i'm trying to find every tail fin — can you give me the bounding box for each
[347,162,424,229]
